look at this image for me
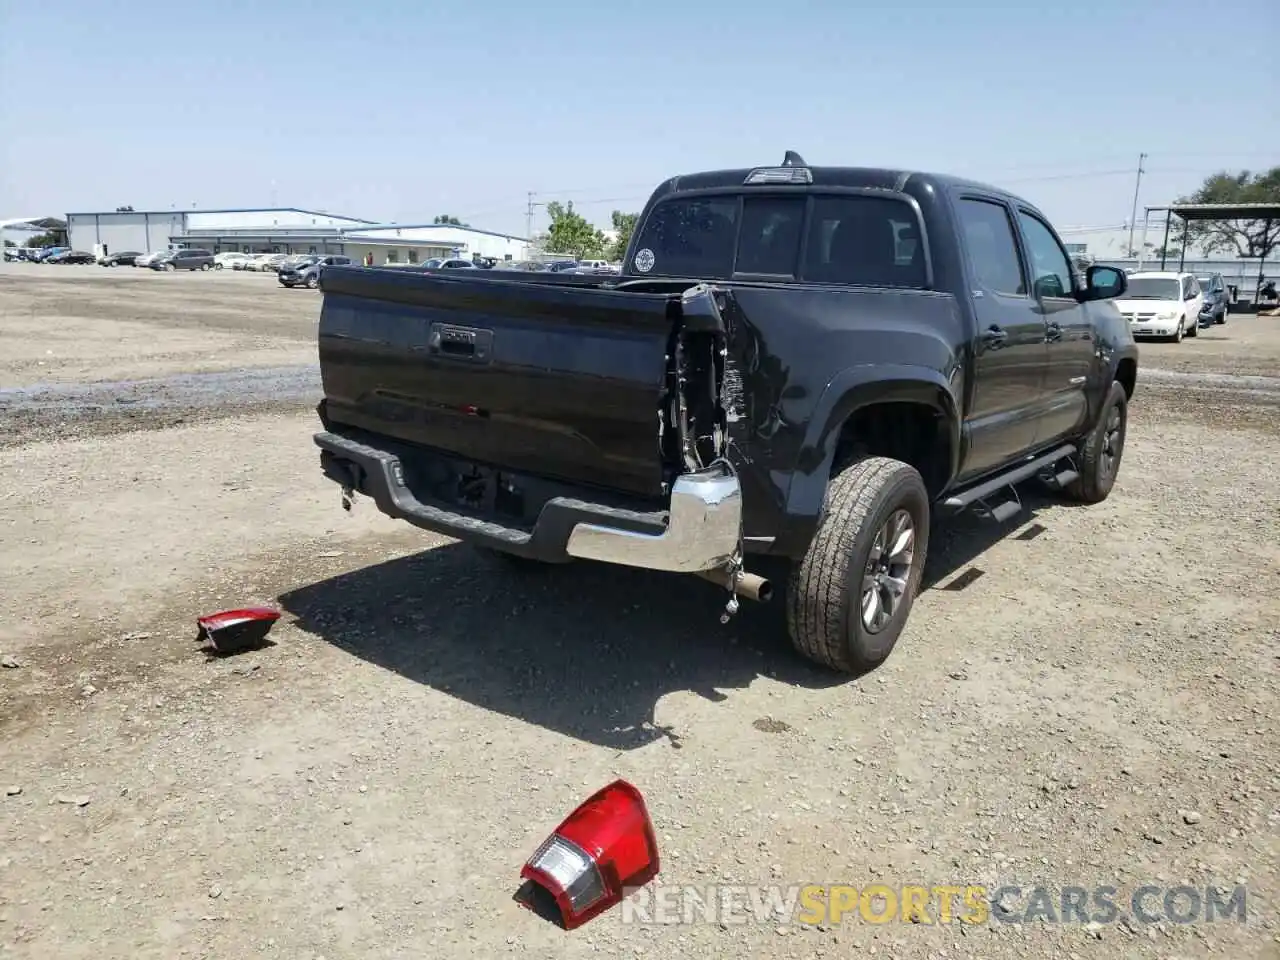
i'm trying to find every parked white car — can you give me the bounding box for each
[214,252,254,271]
[241,253,284,272]
[1113,271,1203,342]
[134,251,167,268]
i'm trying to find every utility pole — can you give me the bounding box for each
[526,192,546,256]
[1127,153,1147,259]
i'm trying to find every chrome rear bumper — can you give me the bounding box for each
[565,467,742,573]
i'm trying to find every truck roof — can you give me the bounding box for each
[649,165,1019,204]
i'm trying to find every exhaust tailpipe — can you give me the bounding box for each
[696,567,773,603]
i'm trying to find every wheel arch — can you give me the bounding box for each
[783,364,962,524]
[1114,355,1137,399]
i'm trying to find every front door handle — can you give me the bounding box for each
[982,325,1008,348]
[1045,321,1062,342]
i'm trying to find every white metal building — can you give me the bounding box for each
[66,207,375,257]
[335,224,529,265]
[62,207,530,264]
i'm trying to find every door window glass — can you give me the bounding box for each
[1017,211,1074,298]
[957,199,1026,295]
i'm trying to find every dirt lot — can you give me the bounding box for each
[2,263,1278,959]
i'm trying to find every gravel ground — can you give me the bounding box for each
[1,264,1278,959]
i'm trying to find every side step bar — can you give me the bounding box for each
[942,444,1077,513]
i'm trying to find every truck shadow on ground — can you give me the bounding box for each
[279,486,1070,750]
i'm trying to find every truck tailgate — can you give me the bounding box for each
[317,267,680,498]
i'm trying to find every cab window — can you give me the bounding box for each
[957,198,1026,296]
[1016,211,1074,298]
[801,195,926,287]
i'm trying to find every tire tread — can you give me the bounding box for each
[787,457,925,672]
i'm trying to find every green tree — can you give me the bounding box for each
[1178,168,1280,261]
[544,201,606,259]
[607,210,639,262]
[432,214,468,226]
[26,232,60,248]
[3,239,14,248]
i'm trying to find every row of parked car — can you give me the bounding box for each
[1115,269,1233,341]
[4,246,219,270]
[4,245,351,287]
[5,246,99,265]
[6,244,625,276]
[94,249,299,272]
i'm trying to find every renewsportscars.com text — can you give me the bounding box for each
[619,882,1249,927]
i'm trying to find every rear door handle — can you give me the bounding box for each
[982,325,1008,348]
[1045,321,1062,342]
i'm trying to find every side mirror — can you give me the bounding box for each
[1082,265,1126,301]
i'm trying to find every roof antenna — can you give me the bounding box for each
[782,150,807,167]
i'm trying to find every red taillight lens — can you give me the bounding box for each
[520,779,660,929]
[195,606,281,654]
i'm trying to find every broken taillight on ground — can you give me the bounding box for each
[195,607,281,655]
[519,779,660,930]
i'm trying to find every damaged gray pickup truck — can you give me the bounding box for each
[313,152,1139,673]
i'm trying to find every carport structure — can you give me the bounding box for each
[1,216,68,242]
[1141,202,1280,304]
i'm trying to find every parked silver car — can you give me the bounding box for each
[278,254,352,289]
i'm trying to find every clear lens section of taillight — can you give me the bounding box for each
[525,835,606,912]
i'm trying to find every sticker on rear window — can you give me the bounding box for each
[634,248,655,273]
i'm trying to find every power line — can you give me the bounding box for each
[996,168,1137,184]
[532,182,658,199]
[460,193,652,232]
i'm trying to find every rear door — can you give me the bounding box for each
[953,196,1048,478]
[1183,274,1204,324]
[1015,208,1094,447]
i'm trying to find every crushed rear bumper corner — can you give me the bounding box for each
[314,431,742,573]
[564,468,741,573]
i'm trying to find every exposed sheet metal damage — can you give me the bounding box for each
[658,284,763,621]
[660,284,730,478]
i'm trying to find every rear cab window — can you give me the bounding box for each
[630,192,927,288]
[956,198,1027,296]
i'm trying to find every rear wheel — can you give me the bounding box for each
[215,262,224,270]
[200,262,211,271]
[787,457,930,674]
[306,274,319,289]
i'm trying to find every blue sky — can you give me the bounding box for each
[2,0,1277,238]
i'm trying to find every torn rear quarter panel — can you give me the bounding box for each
[709,285,965,556]
[664,284,730,476]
